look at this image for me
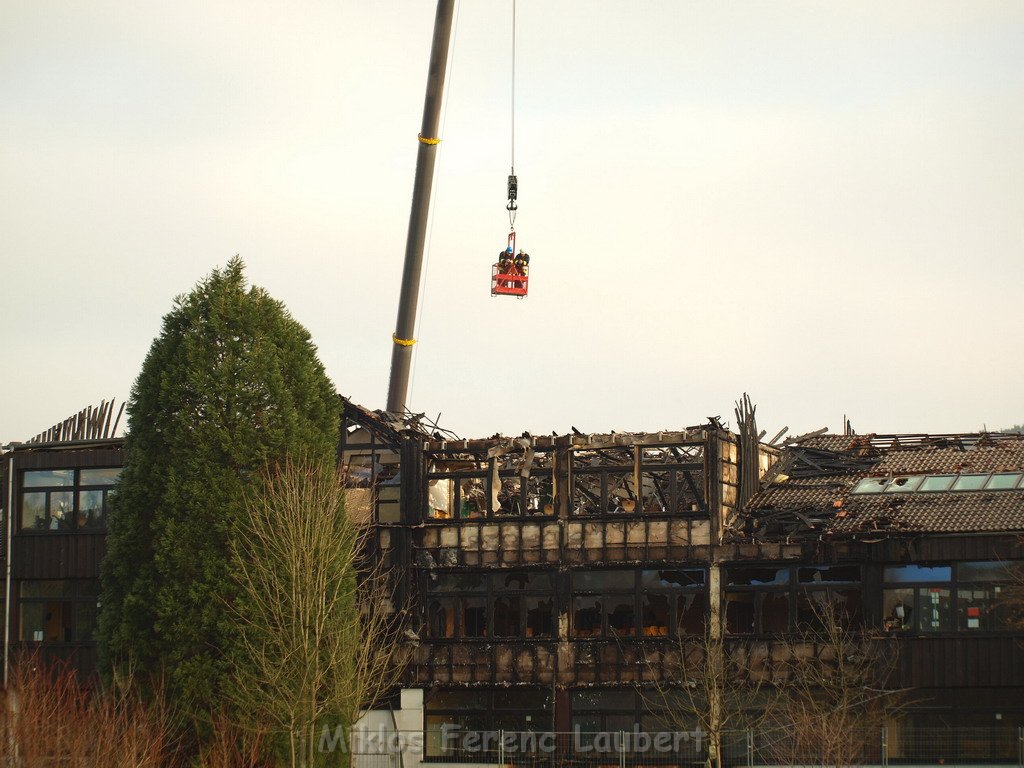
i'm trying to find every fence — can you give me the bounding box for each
[348,728,1024,768]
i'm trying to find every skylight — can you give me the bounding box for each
[850,472,1024,495]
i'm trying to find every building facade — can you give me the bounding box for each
[2,399,1022,763]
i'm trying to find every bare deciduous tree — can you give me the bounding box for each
[641,597,777,768]
[227,456,407,768]
[765,601,904,768]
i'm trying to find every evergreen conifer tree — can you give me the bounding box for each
[99,257,339,711]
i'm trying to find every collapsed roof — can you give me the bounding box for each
[737,432,1024,539]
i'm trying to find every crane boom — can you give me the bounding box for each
[386,0,456,415]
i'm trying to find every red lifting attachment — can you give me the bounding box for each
[492,231,529,298]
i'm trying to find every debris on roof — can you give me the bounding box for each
[736,431,1024,539]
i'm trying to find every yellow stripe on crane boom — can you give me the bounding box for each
[392,334,417,347]
[417,134,441,145]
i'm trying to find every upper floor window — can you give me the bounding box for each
[724,564,863,635]
[570,444,706,516]
[572,568,706,639]
[20,467,120,532]
[882,561,1023,633]
[425,570,555,639]
[426,450,555,520]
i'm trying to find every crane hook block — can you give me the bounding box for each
[506,174,518,211]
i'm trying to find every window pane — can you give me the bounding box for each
[493,596,521,637]
[524,596,554,638]
[605,714,636,731]
[918,475,955,492]
[19,601,72,642]
[495,571,552,591]
[79,468,121,486]
[677,592,707,635]
[573,597,602,637]
[919,587,951,632]
[641,569,704,589]
[885,476,923,493]
[957,587,997,630]
[958,561,1020,582]
[461,597,488,637]
[951,474,988,491]
[571,689,636,709]
[494,688,552,709]
[428,599,456,638]
[495,476,522,516]
[432,573,487,592]
[851,477,889,494]
[23,470,74,487]
[984,473,1022,490]
[48,491,74,531]
[761,592,790,633]
[725,592,755,634]
[427,479,454,519]
[882,588,914,631]
[73,601,99,641]
[429,690,488,709]
[642,593,670,636]
[572,715,602,734]
[77,490,107,529]
[458,478,486,519]
[20,492,47,531]
[796,588,864,630]
[726,566,790,586]
[797,565,860,584]
[574,571,634,591]
[607,598,636,637]
[883,564,951,583]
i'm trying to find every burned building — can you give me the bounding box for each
[341,400,1024,760]
[2,397,1022,762]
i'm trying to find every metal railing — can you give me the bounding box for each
[346,727,1024,767]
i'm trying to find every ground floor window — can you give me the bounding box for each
[424,688,553,758]
[18,580,100,643]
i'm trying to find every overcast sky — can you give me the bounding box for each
[2,1,1022,443]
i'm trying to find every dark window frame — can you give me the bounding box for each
[424,570,556,640]
[882,561,1023,634]
[723,564,863,636]
[17,579,100,645]
[425,449,557,522]
[18,467,120,534]
[571,568,707,640]
[570,443,706,517]
[424,687,554,759]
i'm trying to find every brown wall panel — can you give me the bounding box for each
[12,534,107,580]
[896,636,1024,688]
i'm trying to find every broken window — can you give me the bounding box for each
[572,568,706,638]
[572,465,636,514]
[426,448,555,520]
[339,417,402,523]
[639,444,706,515]
[570,442,706,516]
[724,563,862,635]
[425,570,554,639]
